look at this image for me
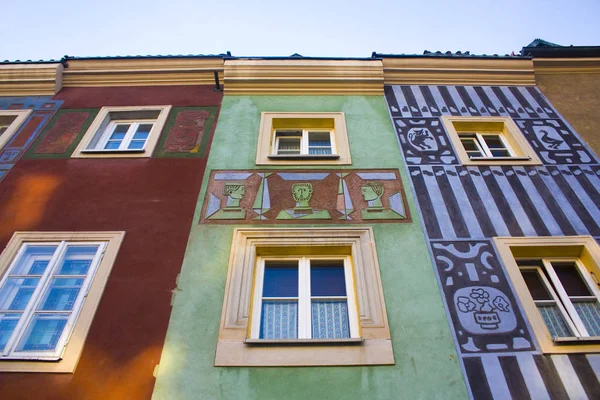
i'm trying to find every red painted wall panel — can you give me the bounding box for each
[0,158,206,399]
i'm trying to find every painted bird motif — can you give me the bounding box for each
[539,129,564,149]
[408,129,434,150]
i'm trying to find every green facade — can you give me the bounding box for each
[152,95,468,400]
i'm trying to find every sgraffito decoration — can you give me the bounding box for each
[34,110,95,154]
[395,118,458,165]
[154,106,217,158]
[432,240,534,354]
[200,169,410,224]
[515,119,596,165]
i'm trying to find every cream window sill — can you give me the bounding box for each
[245,338,363,345]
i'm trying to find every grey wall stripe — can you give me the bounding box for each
[464,357,495,400]
[419,85,442,116]
[437,86,461,115]
[525,87,559,118]
[481,167,525,236]
[457,86,481,115]
[573,167,600,207]
[434,166,470,238]
[410,85,433,117]
[473,87,500,115]
[516,354,551,400]
[586,355,600,382]
[447,168,485,238]
[517,87,550,119]
[551,355,589,400]
[457,168,497,237]
[491,87,521,118]
[499,355,532,400]
[527,170,578,235]
[422,167,457,239]
[534,355,570,400]
[409,168,443,239]
[508,87,538,118]
[568,355,600,399]
[401,86,422,117]
[468,169,512,236]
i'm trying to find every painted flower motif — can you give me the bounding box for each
[493,296,510,312]
[457,296,476,313]
[469,288,490,304]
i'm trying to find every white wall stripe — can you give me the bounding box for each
[391,86,410,117]
[517,87,550,119]
[585,354,600,383]
[447,86,469,116]
[489,167,537,236]
[421,166,457,239]
[465,86,491,116]
[481,355,513,400]
[428,86,448,114]
[537,170,590,235]
[560,169,600,223]
[513,167,563,236]
[444,167,485,238]
[516,354,551,400]
[409,86,433,117]
[481,86,509,115]
[498,87,530,118]
[468,170,510,236]
[551,355,589,400]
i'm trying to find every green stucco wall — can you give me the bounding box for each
[152,96,468,400]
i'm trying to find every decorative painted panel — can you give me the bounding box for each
[199,169,410,224]
[25,109,97,158]
[154,106,218,158]
[0,97,61,181]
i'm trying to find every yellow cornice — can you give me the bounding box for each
[62,58,224,87]
[532,58,600,74]
[223,59,384,95]
[0,63,63,96]
[381,57,536,86]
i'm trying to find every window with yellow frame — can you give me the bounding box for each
[494,236,600,353]
[256,112,352,165]
[441,116,542,166]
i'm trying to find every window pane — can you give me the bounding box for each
[277,138,301,155]
[17,313,69,351]
[310,261,346,296]
[109,125,129,140]
[460,138,479,151]
[260,300,297,339]
[133,124,152,140]
[490,149,511,157]
[308,132,331,147]
[311,300,350,339]
[0,313,21,351]
[0,278,40,310]
[37,278,85,311]
[553,262,592,297]
[58,246,97,275]
[573,302,600,336]
[482,135,505,149]
[11,246,56,275]
[104,141,121,150]
[263,262,298,297]
[538,305,573,338]
[127,140,145,150]
[521,270,552,301]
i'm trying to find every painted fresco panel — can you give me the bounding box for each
[199,169,410,224]
[394,118,458,165]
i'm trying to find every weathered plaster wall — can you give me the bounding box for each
[152,95,468,400]
[535,73,600,155]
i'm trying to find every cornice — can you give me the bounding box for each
[223,59,384,95]
[62,58,224,87]
[0,63,63,96]
[532,58,600,74]
[381,57,536,86]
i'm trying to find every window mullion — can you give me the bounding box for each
[542,260,590,337]
[576,259,600,300]
[250,258,266,339]
[4,241,67,356]
[121,123,138,150]
[476,133,493,158]
[98,121,117,150]
[301,130,309,155]
[498,134,516,157]
[298,257,311,339]
[344,257,359,338]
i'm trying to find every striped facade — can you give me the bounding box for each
[385,84,600,399]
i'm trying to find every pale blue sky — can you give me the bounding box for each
[2,0,599,61]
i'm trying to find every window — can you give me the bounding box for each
[216,228,393,366]
[441,116,541,166]
[518,259,600,340]
[0,110,33,151]
[0,232,124,372]
[249,257,359,341]
[72,105,171,158]
[273,130,336,157]
[494,236,600,353]
[256,112,352,165]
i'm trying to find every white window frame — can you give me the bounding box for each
[0,109,33,151]
[273,129,336,157]
[519,258,600,339]
[0,241,106,360]
[250,256,359,340]
[95,119,155,152]
[72,105,171,159]
[459,132,516,160]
